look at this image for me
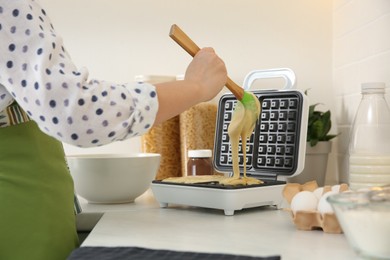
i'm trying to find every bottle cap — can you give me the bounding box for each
[188,149,212,158]
[361,82,385,93]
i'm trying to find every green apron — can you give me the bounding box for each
[0,109,79,259]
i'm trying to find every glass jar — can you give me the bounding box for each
[180,102,218,176]
[141,116,181,180]
[187,149,213,176]
[348,82,390,190]
[139,75,182,180]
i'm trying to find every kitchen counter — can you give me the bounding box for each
[78,189,359,259]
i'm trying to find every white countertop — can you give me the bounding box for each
[78,189,359,260]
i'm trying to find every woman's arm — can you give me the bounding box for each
[154,47,227,125]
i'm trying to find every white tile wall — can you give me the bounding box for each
[333,0,390,183]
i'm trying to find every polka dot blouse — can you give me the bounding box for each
[0,0,158,147]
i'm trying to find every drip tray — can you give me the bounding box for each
[151,180,286,216]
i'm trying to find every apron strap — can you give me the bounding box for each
[0,101,31,128]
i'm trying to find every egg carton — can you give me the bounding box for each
[288,210,341,233]
[282,181,349,234]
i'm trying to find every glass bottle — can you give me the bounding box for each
[348,82,390,190]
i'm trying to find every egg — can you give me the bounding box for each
[331,185,341,193]
[317,191,337,215]
[290,191,318,213]
[313,187,324,200]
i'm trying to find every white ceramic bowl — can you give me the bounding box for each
[67,153,160,204]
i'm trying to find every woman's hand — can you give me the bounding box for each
[154,47,227,125]
[185,47,227,102]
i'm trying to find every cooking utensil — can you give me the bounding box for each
[169,24,261,131]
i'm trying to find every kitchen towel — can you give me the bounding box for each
[67,247,281,260]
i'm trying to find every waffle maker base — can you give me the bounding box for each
[151,180,286,216]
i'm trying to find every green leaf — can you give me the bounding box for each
[309,139,319,147]
[324,134,338,141]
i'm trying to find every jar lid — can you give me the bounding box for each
[361,82,385,93]
[134,75,177,84]
[188,149,212,158]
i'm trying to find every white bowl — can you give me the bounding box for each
[67,153,160,204]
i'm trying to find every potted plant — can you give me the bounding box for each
[289,90,338,185]
[307,101,338,147]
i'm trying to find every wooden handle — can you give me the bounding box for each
[169,24,200,57]
[169,24,244,100]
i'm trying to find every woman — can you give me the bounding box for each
[0,0,227,259]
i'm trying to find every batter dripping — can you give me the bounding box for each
[220,93,262,185]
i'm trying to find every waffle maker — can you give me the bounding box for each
[151,68,308,215]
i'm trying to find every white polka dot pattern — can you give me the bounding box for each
[0,0,158,147]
